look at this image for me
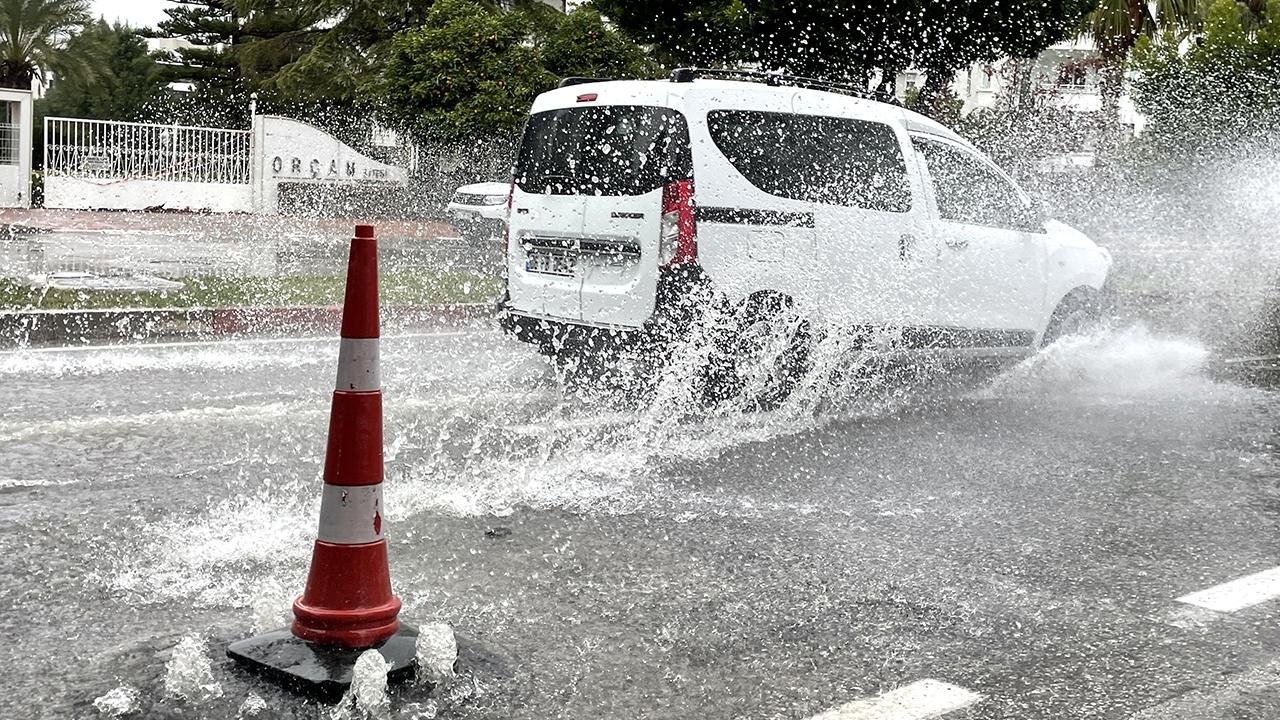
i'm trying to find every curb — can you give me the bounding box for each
[0,303,496,348]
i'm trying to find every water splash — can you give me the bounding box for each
[99,318,973,608]
[397,700,440,719]
[980,324,1213,400]
[330,650,391,720]
[0,344,328,378]
[238,693,268,718]
[110,484,312,606]
[0,401,310,444]
[248,576,294,634]
[162,634,223,701]
[92,685,139,717]
[415,623,458,688]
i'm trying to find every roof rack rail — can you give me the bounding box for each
[558,77,612,88]
[669,67,897,104]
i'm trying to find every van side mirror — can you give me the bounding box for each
[1020,197,1048,233]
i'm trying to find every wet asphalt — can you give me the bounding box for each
[1,319,1279,720]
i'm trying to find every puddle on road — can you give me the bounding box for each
[92,320,1263,616]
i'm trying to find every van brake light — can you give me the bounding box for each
[659,180,696,267]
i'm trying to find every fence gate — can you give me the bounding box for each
[43,117,254,212]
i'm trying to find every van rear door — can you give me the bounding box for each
[509,103,690,327]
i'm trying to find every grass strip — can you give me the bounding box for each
[0,272,503,311]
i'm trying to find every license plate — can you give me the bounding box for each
[526,250,576,276]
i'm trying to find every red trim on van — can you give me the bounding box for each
[576,93,598,102]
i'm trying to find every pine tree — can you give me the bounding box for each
[143,0,248,125]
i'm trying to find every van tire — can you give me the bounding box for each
[1041,287,1102,347]
[726,293,813,410]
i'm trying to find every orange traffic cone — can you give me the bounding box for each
[228,224,418,698]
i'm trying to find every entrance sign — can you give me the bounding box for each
[251,116,408,214]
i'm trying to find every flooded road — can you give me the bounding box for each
[2,323,1279,719]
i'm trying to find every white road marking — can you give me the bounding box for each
[0,330,480,355]
[1176,566,1280,613]
[809,679,983,720]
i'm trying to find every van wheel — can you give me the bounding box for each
[1042,288,1102,347]
[728,293,813,410]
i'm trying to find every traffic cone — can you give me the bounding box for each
[228,224,418,698]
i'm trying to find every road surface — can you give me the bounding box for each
[1,325,1279,719]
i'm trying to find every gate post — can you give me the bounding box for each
[249,93,268,215]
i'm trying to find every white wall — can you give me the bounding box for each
[44,176,253,212]
[0,88,31,208]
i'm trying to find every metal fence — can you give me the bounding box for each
[44,117,252,184]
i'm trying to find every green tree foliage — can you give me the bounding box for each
[147,1,241,89]
[378,0,551,139]
[145,0,308,125]
[38,19,164,119]
[1129,0,1280,151]
[1079,0,1202,114]
[144,0,251,125]
[0,0,90,89]
[539,7,659,80]
[582,0,748,69]
[230,0,434,103]
[590,0,1090,86]
[377,0,655,140]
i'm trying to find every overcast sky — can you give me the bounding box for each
[91,0,170,28]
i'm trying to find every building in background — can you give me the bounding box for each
[886,38,1147,172]
[950,38,1146,135]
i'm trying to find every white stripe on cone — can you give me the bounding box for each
[335,338,381,392]
[316,483,385,544]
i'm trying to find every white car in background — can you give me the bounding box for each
[446,181,510,242]
[499,69,1112,404]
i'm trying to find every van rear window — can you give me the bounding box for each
[706,110,911,212]
[516,106,691,196]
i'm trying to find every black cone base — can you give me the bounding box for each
[227,624,418,701]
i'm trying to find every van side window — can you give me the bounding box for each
[706,110,911,213]
[911,137,1030,231]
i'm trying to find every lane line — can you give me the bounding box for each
[0,330,482,355]
[1176,565,1280,613]
[809,679,983,720]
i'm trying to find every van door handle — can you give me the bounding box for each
[945,237,969,250]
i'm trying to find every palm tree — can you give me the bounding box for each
[1080,0,1201,114]
[0,0,91,90]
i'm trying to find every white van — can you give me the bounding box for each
[499,69,1111,394]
